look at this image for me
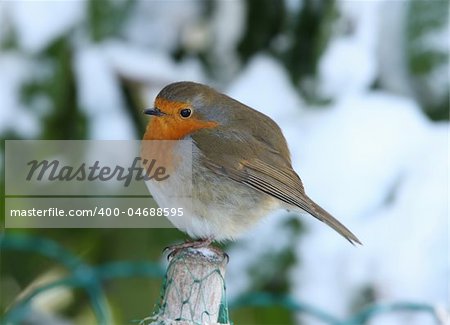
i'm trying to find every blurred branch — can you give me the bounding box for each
[1,234,443,324]
[284,0,336,86]
[21,37,88,139]
[119,77,148,137]
[87,0,135,42]
[0,234,164,325]
[407,0,449,121]
[238,0,286,62]
[230,292,443,325]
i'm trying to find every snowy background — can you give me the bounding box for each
[1,1,448,324]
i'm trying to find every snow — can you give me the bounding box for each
[0,1,8,45]
[222,5,448,322]
[227,54,304,126]
[224,54,448,324]
[1,1,448,324]
[285,0,303,13]
[103,41,206,86]
[6,1,85,53]
[123,1,202,52]
[0,53,40,137]
[415,21,450,109]
[297,92,430,219]
[291,97,448,325]
[318,37,377,98]
[226,210,298,300]
[376,1,412,97]
[318,0,380,98]
[73,44,135,140]
[192,246,225,262]
[73,39,209,139]
[210,0,246,81]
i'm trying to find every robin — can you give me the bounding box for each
[142,81,361,250]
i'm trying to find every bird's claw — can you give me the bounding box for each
[223,252,229,264]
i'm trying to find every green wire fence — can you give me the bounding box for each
[0,234,444,325]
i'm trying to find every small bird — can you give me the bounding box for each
[142,81,361,249]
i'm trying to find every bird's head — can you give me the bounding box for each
[143,81,231,140]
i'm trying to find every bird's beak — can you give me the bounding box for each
[143,108,165,116]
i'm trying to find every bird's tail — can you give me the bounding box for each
[298,196,362,245]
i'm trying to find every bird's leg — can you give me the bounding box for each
[163,237,214,259]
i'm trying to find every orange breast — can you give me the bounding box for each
[141,98,218,177]
[144,117,217,140]
[143,98,218,140]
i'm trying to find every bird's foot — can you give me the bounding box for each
[163,237,214,260]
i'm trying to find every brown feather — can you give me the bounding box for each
[193,128,361,245]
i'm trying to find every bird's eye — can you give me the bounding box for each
[180,108,192,118]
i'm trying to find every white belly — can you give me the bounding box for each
[144,140,279,240]
[144,140,199,236]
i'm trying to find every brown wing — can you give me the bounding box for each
[193,128,361,245]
